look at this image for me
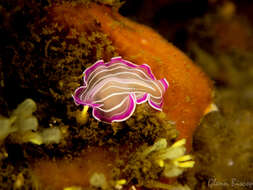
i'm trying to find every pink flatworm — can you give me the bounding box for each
[73,57,169,123]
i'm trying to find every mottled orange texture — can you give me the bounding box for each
[32,147,115,190]
[49,3,212,149]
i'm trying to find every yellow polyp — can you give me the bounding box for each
[176,161,195,168]
[76,106,89,125]
[82,105,89,114]
[171,138,186,148]
[28,136,43,145]
[174,155,193,162]
[3,151,8,158]
[116,179,127,185]
[23,132,42,145]
[14,173,24,189]
[60,125,68,134]
[9,116,17,125]
[63,186,82,190]
[156,159,164,167]
[204,103,218,115]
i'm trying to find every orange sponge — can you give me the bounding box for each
[49,3,213,150]
[33,147,115,190]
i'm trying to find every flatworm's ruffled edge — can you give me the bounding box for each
[83,56,157,82]
[135,78,168,111]
[84,60,105,81]
[110,57,156,80]
[160,78,169,91]
[148,96,163,111]
[149,78,169,110]
[136,93,148,104]
[92,93,137,123]
[72,86,100,107]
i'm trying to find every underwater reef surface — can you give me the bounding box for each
[0,0,253,190]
